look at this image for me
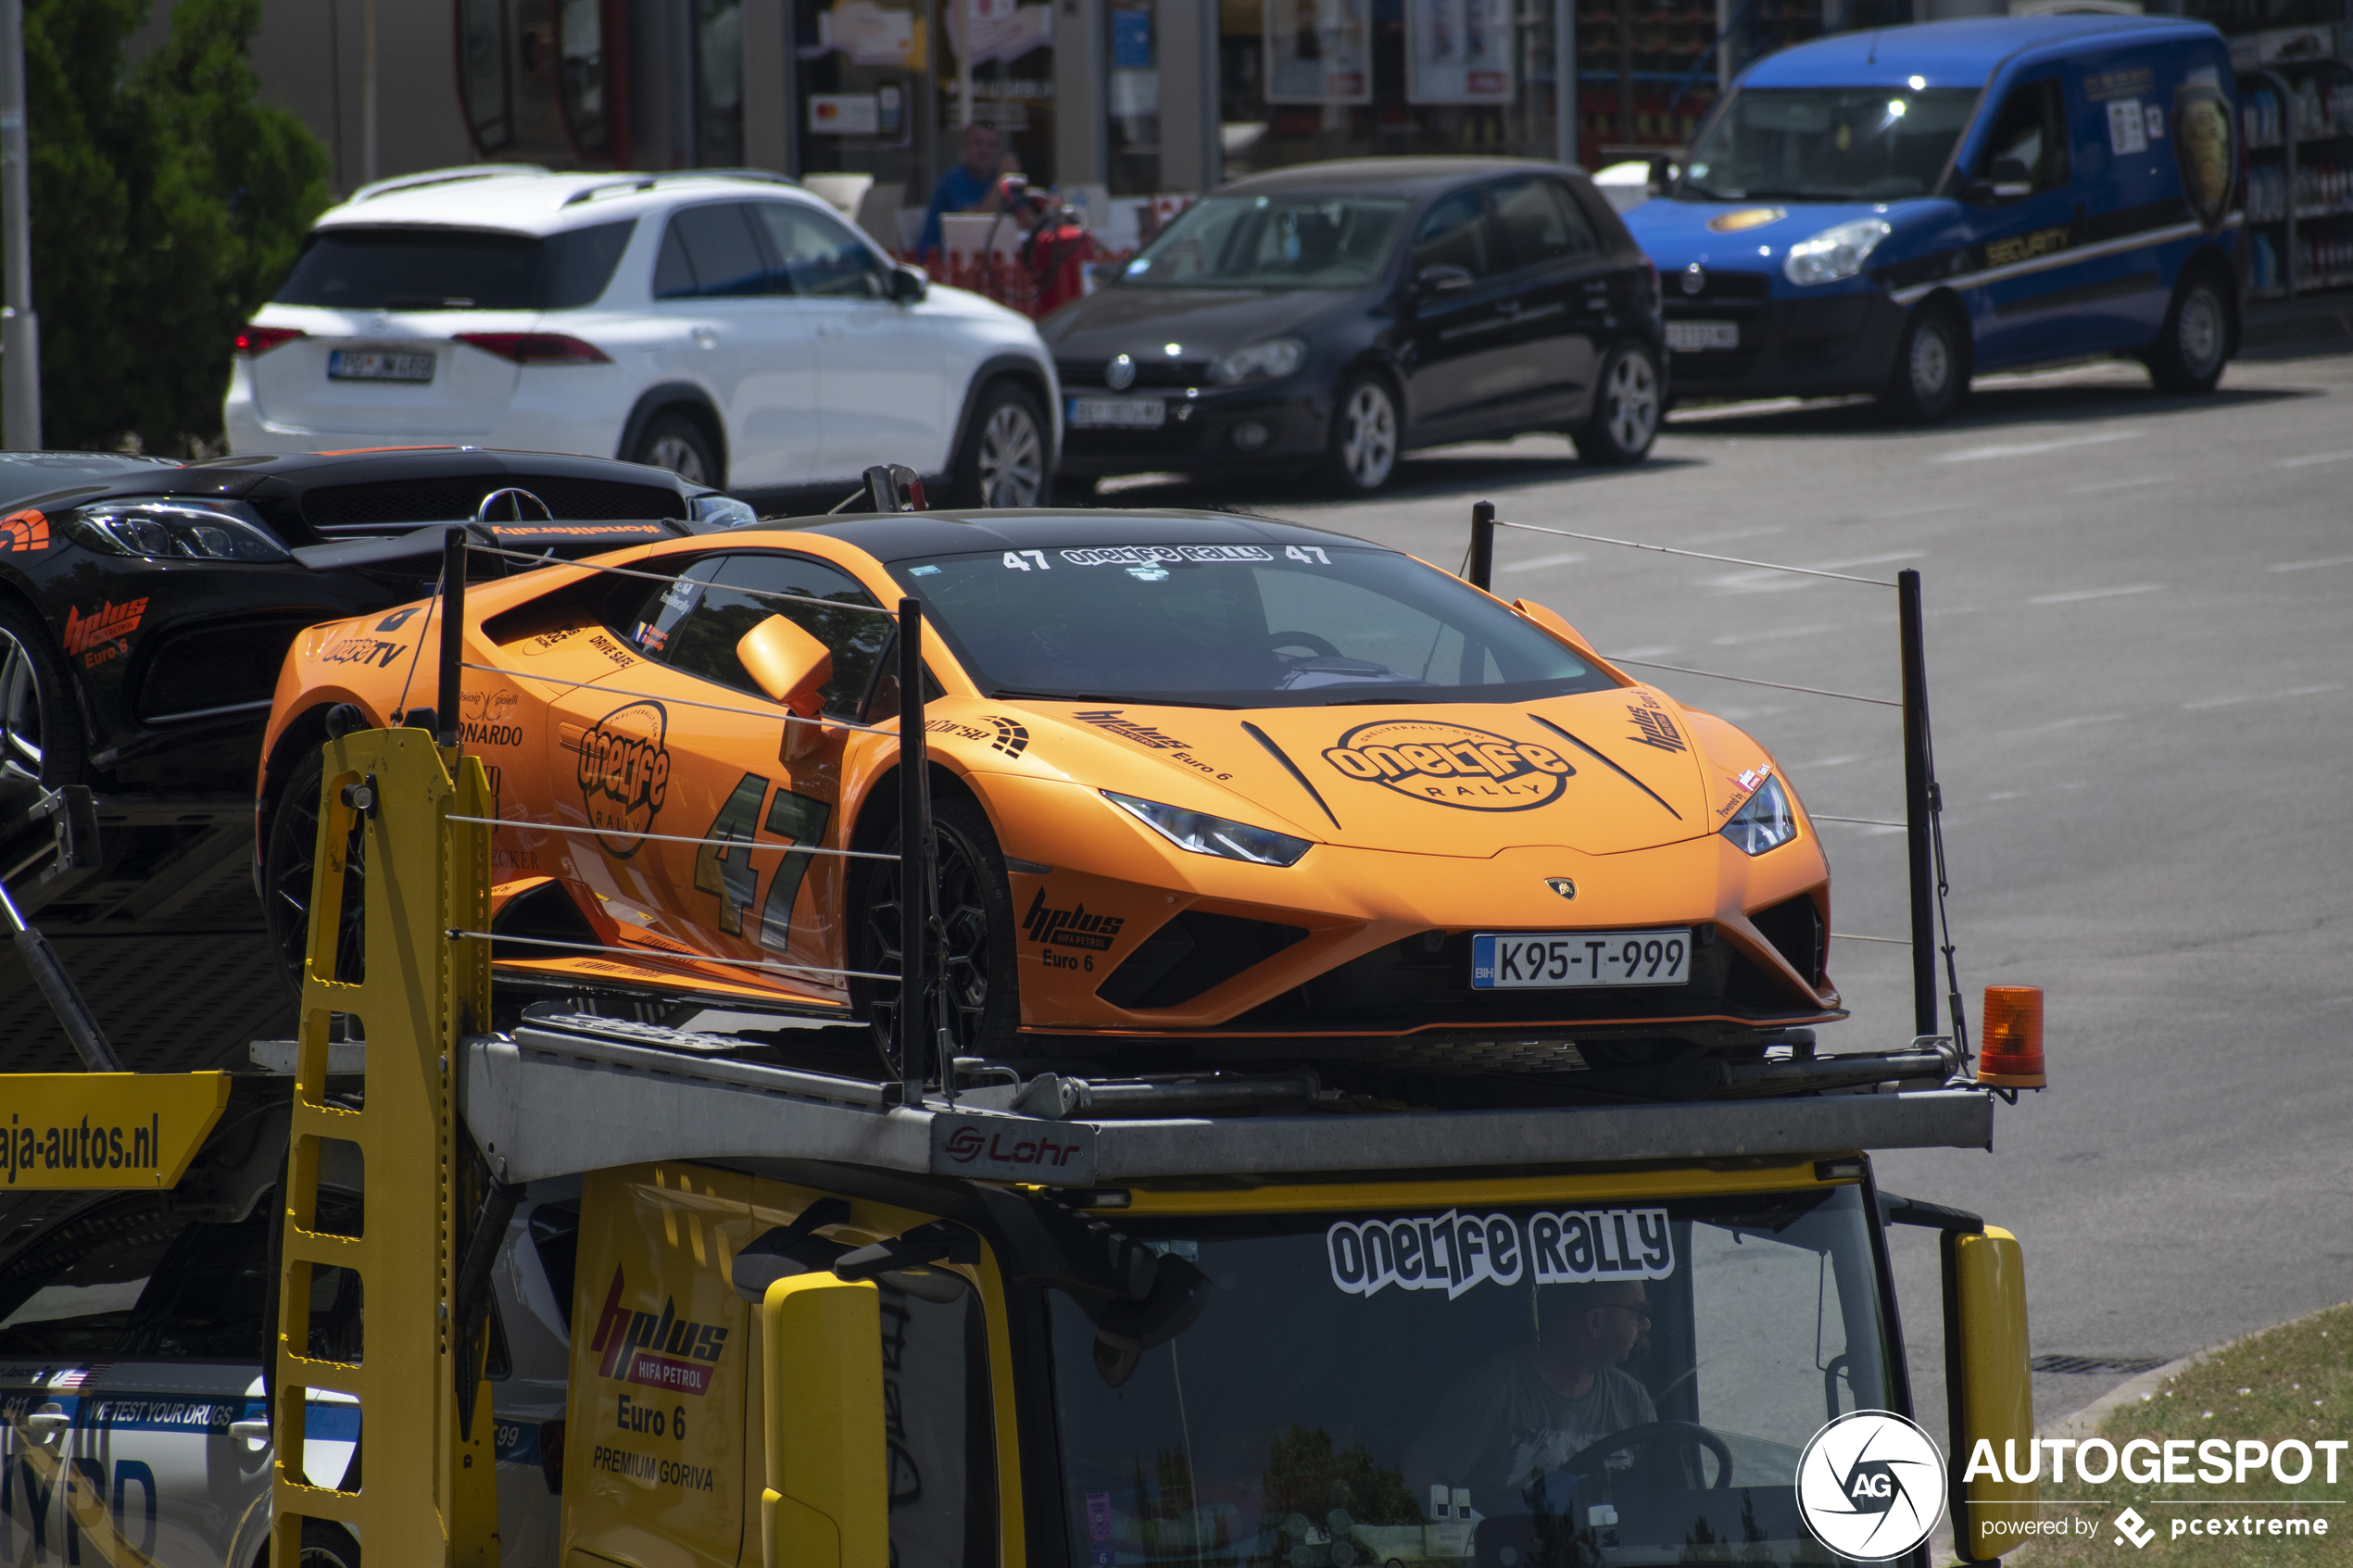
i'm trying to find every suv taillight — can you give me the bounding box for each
[456,332,611,365]
[234,326,306,356]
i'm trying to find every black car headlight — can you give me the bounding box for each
[64,500,289,562]
[1103,790,1312,866]
[1719,775,1798,856]
[1207,337,1306,385]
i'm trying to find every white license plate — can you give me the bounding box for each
[1471,929,1692,989]
[1667,320,1740,352]
[1068,395,1165,429]
[329,348,436,383]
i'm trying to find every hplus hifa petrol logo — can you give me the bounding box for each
[586,1264,729,1402]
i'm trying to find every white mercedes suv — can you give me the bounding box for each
[226,167,1059,507]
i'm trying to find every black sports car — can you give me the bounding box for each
[1042,157,1667,495]
[0,445,740,820]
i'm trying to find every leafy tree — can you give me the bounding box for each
[15,0,328,452]
[1259,1424,1426,1528]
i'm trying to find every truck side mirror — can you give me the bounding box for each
[737,615,833,718]
[1944,1225,2034,1562]
[1969,157,2034,204]
[760,1273,887,1568]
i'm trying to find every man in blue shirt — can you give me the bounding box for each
[919,121,1012,257]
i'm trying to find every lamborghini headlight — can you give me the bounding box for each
[65,500,289,561]
[1781,219,1892,286]
[1102,791,1312,866]
[1719,775,1798,856]
[1207,337,1306,385]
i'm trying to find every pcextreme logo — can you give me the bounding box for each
[586,1263,728,1396]
[1794,1411,1946,1561]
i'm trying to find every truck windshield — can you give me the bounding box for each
[889,544,1614,708]
[1050,1185,1894,1568]
[1681,87,1981,202]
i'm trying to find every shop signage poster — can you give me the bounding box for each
[1265,0,1370,103]
[1406,0,1514,104]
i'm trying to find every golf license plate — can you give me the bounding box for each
[1666,320,1740,352]
[1471,928,1692,989]
[1068,395,1165,429]
[328,347,436,383]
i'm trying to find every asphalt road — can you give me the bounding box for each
[1099,348,2353,1440]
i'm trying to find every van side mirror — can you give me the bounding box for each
[1511,597,1604,661]
[891,264,928,303]
[1944,1225,2034,1562]
[737,615,833,718]
[1969,157,2034,205]
[760,1273,887,1568]
[1416,263,1475,295]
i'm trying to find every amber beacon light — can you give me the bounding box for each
[1976,985,2046,1088]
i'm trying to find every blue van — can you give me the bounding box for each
[1624,17,2241,419]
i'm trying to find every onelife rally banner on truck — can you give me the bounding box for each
[0,1073,229,1187]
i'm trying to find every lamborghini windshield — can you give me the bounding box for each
[1681,87,1980,202]
[1050,1185,1899,1568]
[890,543,1615,708]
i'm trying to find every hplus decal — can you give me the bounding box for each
[1319,720,1574,811]
[63,597,150,670]
[576,700,673,856]
[1022,887,1123,950]
[1,508,49,551]
[586,1264,729,1394]
[1075,709,1189,750]
[1624,704,1686,754]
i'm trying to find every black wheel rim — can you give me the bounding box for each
[271,772,368,990]
[860,822,994,1078]
[0,625,45,788]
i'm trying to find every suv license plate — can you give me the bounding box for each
[1069,396,1165,429]
[1471,929,1692,989]
[329,348,436,383]
[1667,320,1739,352]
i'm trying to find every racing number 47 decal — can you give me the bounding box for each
[690,772,834,950]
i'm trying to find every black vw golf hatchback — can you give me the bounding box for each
[1044,157,1666,495]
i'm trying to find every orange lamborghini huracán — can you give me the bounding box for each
[256,508,1838,1092]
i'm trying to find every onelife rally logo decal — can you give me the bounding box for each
[578,699,672,857]
[63,598,148,670]
[587,1264,729,1394]
[1320,721,1573,810]
[1794,1411,1946,1561]
[461,686,524,747]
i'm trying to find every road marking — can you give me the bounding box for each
[2070,474,2170,494]
[1502,549,1585,571]
[1876,501,1970,519]
[1711,623,1837,646]
[2278,450,2353,468]
[1677,525,1788,545]
[1706,551,1924,595]
[2000,713,2126,736]
[1788,755,1859,769]
[1937,430,2141,462]
[2270,555,2353,572]
[2026,584,2164,604]
[1609,645,1679,659]
[2182,684,2341,711]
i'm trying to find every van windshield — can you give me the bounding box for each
[1682,87,1981,202]
[272,220,637,311]
[1049,1185,1898,1568]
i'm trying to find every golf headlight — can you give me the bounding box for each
[1781,219,1892,286]
[1103,790,1312,866]
[1208,337,1306,385]
[1719,776,1798,856]
[64,500,289,561]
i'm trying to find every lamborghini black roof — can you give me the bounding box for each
[764,507,1369,561]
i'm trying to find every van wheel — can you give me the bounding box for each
[634,412,722,488]
[1573,340,1662,465]
[2149,270,2230,395]
[1882,301,1968,423]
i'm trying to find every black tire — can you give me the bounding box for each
[0,597,80,816]
[1572,340,1663,465]
[853,793,1019,1075]
[261,746,368,999]
[2148,268,2231,395]
[633,411,723,488]
[1881,300,1969,423]
[951,380,1050,508]
[1322,373,1401,495]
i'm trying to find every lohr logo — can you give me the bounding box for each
[1320,721,1573,811]
[577,700,672,857]
[1794,1411,1946,1561]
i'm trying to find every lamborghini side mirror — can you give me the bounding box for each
[737,615,833,718]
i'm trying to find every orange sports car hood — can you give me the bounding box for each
[1004,686,1714,856]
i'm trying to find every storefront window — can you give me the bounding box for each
[949,0,1057,185]
[558,0,618,160]
[1109,0,1161,194]
[458,0,632,168]
[698,0,748,166]
[797,0,937,224]
[1220,0,1561,178]
[459,0,514,153]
